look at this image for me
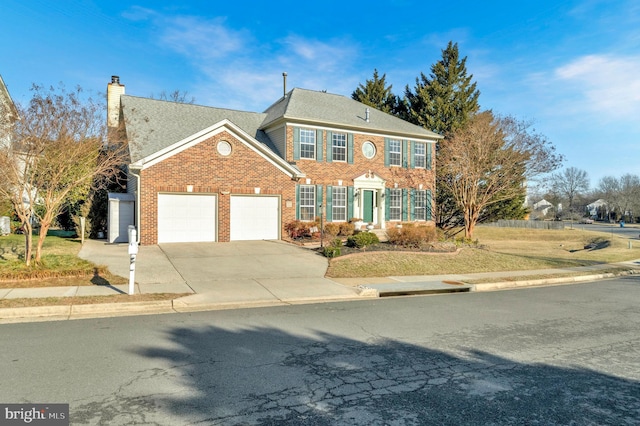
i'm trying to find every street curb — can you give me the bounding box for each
[0,300,175,323]
[1,269,637,323]
[471,269,638,292]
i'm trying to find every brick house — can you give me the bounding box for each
[107,76,442,245]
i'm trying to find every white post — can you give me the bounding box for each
[127,226,138,295]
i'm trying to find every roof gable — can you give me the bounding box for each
[122,95,274,163]
[0,74,18,122]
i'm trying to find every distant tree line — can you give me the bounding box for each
[529,167,640,223]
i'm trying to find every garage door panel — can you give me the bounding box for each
[231,196,279,241]
[158,194,216,243]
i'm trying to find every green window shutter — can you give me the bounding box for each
[316,129,324,162]
[295,185,300,220]
[427,143,432,170]
[347,133,354,164]
[402,189,408,221]
[347,186,354,220]
[326,185,333,222]
[410,189,416,221]
[410,141,415,169]
[316,185,323,219]
[427,189,432,221]
[385,188,391,219]
[326,131,333,162]
[293,127,300,160]
[384,138,390,167]
[402,140,408,168]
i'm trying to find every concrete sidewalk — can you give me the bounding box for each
[1,239,639,323]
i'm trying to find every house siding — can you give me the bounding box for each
[265,125,286,158]
[138,130,296,245]
[286,125,436,227]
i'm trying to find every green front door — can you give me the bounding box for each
[363,190,374,223]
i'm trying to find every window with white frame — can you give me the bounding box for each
[299,128,316,159]
[332,132,347,162]
[389,139,401,166]
[299,185,315,221]
[389,189,402,221]
[414,142,426,168]
[332,186,347,222]
[414,190,426,220]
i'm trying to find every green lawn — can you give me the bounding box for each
[326,226,640,278]
[0,232,113,283]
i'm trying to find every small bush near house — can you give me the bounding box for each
[285,220,311,239]
[339,222,354,237]
[387,223,437,249]
[346,231,379,249]
[323,238,343,258]
[323,223,341,238]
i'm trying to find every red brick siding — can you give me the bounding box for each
[138,131,296,244]
[286,126,436,226]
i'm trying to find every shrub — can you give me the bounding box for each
[323,238,343,258]
[323,223,341,238]
[387,223,437,249]
[346,231,379,249]
[338,222,354,236]
[285,220,311,239]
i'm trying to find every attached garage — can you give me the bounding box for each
[158,194,217,243]
[230,195,280,240]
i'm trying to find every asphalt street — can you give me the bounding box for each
[1,277,639,425]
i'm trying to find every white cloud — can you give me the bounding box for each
[160,16,250,59]
[554,54,640,121]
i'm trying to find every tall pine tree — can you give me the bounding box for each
[351,69,401,114]
[404,42,481,230]
[404,41,480,135]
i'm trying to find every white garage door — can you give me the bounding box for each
[158,194,216,243]
[230,196,279,240]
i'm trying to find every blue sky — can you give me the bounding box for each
[2,1,638,189]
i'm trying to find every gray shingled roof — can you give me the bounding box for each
[262,88,443,140]
[123,88,442,164]
[122,95,272,163]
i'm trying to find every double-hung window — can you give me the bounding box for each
[299,185,316,221]
[389,189,402,221]
[389,139,401,166]
[414,142,426,168]
[414,190,426,220]
[332,187,347,222]
[332,132,347,162]
[299,128,316,159]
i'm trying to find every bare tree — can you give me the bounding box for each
[439,111,562,239]
[151,90,195,104]
[550,167,590,214]
[0,84,127,265]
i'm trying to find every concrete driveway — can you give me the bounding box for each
[80,239,361,308]
[158,240,360,307]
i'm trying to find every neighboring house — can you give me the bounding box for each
[107,76,442,245]
[0,74,18,147]
[532,199,554,217]
[586,199,607,218]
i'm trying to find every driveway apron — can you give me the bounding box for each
[159,240,356,304]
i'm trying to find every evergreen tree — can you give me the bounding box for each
[403,42,481,229]
[351,69,400,114]
[404,41,480,135]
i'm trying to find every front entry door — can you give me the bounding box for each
[363,190,374,223]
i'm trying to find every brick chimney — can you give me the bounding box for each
[107,76,125,128]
